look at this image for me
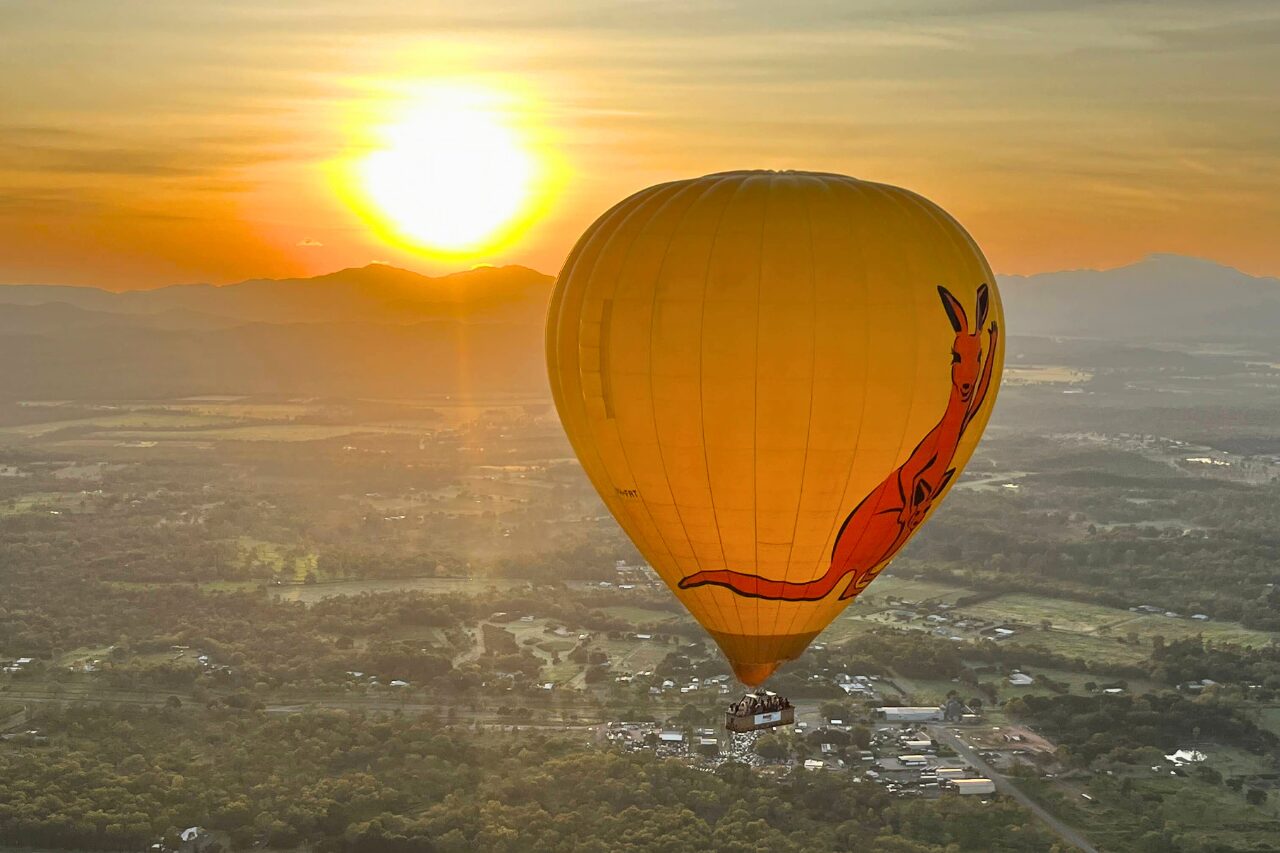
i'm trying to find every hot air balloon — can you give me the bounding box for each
[546,170,1002,708]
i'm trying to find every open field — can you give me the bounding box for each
[961,593,1279,648]
[1256,707,1280,739]
[856,575,974,606]
[960,594,1131,633]
[1002,366,1093,385]
[272,576,529,604]
[889,675,964,704]
[598,606,684,628]
[1119,613,1280,648]
[1003,628,1152,666]
[101,425,418,442]
[0,411,238,437]
[596,637,674,677]
[0,491,96,517]
[999,666,1163,698]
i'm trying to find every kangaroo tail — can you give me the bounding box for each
[678,568,850,602]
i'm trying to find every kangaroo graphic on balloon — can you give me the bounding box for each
[679,283,998,602]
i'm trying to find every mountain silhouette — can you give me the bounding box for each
[998,254,1280,340]
[0,265,552,400]
[0,255,1272,401]
[0,263,553,326]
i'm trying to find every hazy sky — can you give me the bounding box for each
[2,0,1278,288]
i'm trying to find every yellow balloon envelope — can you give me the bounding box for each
[547,171,1003,685]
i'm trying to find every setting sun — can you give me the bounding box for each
[344,82,544,257]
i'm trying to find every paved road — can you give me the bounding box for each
[930,726,1099,853]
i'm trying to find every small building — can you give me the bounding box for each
[659,730,684,744]
[950,778,995,795]
[803,759,826,771]
[936,767,968,779]
[1008,672,1034,686]
[897,754,929,767]
[882,706,944,723]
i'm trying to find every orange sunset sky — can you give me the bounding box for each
[2,1,1278,289]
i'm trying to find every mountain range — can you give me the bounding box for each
[997,254,1280,340]
[0,254,1273,400]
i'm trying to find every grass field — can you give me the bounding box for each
[960,593,1279,649]
[596,637,672,677]
[890,675,963,703]
[103,424,416,442]
[273,576,528,604]
[1004,628,1152,666]
[0,411,238,437]
[998,666,1163,698]
[960,594,1129,633]
[1119,614,1279,648]
[0,492,95,517]
[599,606,684,628]
[813,614,881,646]
[1002,366,1093,385]
[858,576,974,606]
[1257,706,1280,739]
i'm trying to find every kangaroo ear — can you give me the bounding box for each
[937,286,967,334]
[974,284,990,332]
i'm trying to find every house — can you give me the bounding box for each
[881,706,944,723]
[950,778,996,795]
[1007,672,1034,686]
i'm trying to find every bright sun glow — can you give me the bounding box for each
[346,82,545,257]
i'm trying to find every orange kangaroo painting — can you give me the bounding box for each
[679,283,998,602]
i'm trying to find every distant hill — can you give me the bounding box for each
[998,254,1280,341]
[0,263,554,327]
[0,265,554,400]
[0,254,1273,400]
